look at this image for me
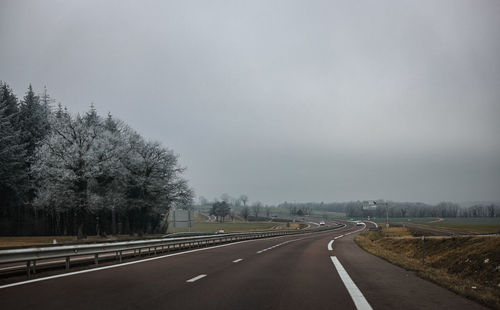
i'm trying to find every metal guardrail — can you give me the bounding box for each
[0,224,344,279]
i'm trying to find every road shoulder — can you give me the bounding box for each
[334,232,488,310]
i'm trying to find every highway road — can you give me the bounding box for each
[0,221,487,310]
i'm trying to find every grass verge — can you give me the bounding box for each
[355,228,500,309]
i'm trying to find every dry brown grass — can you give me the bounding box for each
[356,228,500,309]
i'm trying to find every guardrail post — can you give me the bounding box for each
[154,247,157,255]
[119,250,122,262]
[65,256,70,271]
[94,253,99,265]
[26,260,30,279]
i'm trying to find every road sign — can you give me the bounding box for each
[168,209,193,228]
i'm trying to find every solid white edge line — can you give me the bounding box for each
[365,221,378,228]
[186,274,207,283]
[330,256,372,310]
[232,258,243,263]
[327,240,334,251]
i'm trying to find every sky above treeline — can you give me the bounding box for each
[1,0,499,205]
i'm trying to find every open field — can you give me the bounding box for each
[356,227,500,309]
[372,217,500,234]
[423,218,500,234]
[372,217,440,223]
[313,211,346,218]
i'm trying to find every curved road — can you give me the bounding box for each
[0,221,486,309]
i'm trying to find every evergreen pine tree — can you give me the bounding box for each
[0,82,20,125]
[0,92,27,227]
[19,85,51,158]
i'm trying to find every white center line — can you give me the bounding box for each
[330,256,372,310]
[335,235,344,239]
[186,274,207,283]
[327,240,334,251]
[233,258,243,263]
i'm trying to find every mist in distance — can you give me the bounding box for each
[1,0,499,204]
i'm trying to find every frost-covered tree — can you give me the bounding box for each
[240,206,250,221]
[239,194,248,207]
[19,85,51,158]
[121,132,193,234]
[0,82,19,120]
[251,202,262,218]
[0,83,28,233]
[17,85,53,202]
[1,82,194,237]
[0,104,26,211]
[32,107,124,238]
[210,201,231,222]
[32,106,193,237]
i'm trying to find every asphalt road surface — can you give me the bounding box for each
[0,221,487,310]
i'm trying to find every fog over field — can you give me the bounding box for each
[1,0,499,204]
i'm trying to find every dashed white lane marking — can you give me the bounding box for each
[186,274,207,283]
[335,235,344,239]
[232,258,243,263]
[256,237,307,254]
[330,256,372,310]
[327,240,334,251]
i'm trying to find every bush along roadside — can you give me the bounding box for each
[355,228,500,309]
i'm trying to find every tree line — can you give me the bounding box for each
[0,82,193,238]
[343,201,500,218]
[274,201,500,218]
[200,194,271,222]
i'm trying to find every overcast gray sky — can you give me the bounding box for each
[1,0,499,205]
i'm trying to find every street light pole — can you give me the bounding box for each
[385,203,389,229]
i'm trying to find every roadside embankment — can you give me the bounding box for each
[356,227,500,309]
